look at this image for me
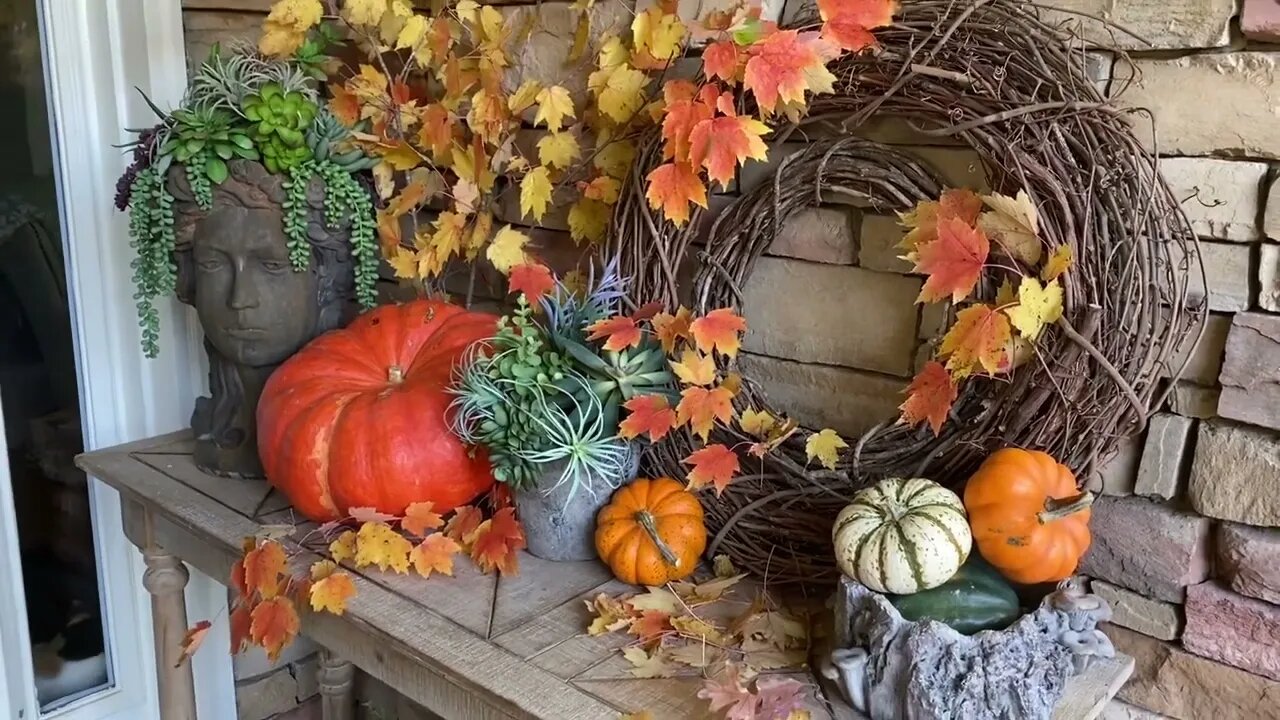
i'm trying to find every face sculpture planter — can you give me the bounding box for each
[169,160,356,478]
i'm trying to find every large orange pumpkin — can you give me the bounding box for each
[964,448,1092,584]
[257,300,497,522]
[595,478,706,586]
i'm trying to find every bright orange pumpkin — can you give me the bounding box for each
[964,448,1092,584]
[595,478,706,586]
[257,300,497,522]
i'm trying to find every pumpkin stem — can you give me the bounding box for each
[387,365,405,385]
[635,510,679,568]
[1039,491,1094,523]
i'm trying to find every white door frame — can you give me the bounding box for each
[10,1,240,719]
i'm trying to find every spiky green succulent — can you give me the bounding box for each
[307,108,378,172]
[160,105,258,199]
[243,83,317,173]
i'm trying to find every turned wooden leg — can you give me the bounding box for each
[142,546,198,720]
[318,649,356,720]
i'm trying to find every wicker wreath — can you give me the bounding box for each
[607,0,1207,587]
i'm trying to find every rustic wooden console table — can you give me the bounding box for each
[77,431,1132,720]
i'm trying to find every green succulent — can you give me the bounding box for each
[160,105,258,193]
[243,82,318,173]
[307,108,379,172]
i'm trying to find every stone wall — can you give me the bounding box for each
[180,1,1280,718]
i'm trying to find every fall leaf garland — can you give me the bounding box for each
[898,187,1074,436]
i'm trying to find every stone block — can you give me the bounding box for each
[233,630,318,681]
[1115,53,1280,159]
[1189,420,1280,527]
[1108,624,1280,720]
[1098,700,1170,720]
[1084,434,1141,496]
[767,207,857,265]
[1196,241,1252,313]
[1268,179,1280,240]
[739,143,988,196]
[1261,244,1280,312]
[1218,522,1280,605]
[293,654,319,700]
[740,257,920,376]
[1090,580,1182,641]
[737,353,903,438]
[919,301,950,341]
[273,697,321,720]
[1134,413,1194,501]
[1037,0,1234,49]
[183,11,263,69]
[237,666,299,720]
[1243,0,1280,42]
[1163,313,1230,386]
[1168,382,1219,420]
[499,1,632,114]
[858,215,913,273]
[640,0,784,37]
[1079,495,1210,603]
[1182,581,1280,681]
[1218,313,1280,431]
[1160,158,1267,242]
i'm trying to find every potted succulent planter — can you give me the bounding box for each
[115,46,379,478]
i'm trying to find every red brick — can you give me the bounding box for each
[1218,522,1280,605]
[1182,581,1280,681]
[1243,0,1280,42]
[1078,495,1210,603]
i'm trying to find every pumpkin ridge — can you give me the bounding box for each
[893,522,926,590]
[901,479,934,504]
[912,510,967,564]
[846,500,887,517]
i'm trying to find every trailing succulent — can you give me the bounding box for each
[115,44,379,358]
[450,266,676,494]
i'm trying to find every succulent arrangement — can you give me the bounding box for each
[449,264,675,495]
[115,42,379,357]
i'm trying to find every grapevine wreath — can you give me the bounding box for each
[607,0,1207,586]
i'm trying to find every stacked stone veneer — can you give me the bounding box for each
[181,1,1280,718]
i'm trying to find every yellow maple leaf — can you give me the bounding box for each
[739,408,777,437]
[342,0,386,26]
[478,5,506,43]
[594,138,637,180]
[394,13,427,51]
[1005,277,1064,341]
[533,86,575,132]
[353,522,412,574]
[329,530,357,564]
[622,646,677,678]
[978,190,1042,266]
[260,0,323,57]
[670,349,716,386]
[1041,244,1074,282]
[388,246,421,280]
[508,80,542,115]
[593,64,649,124]
[568,198,609,245]
[631,7,686,67]
[520,166,554,222]
[487,225,531,273]
[996,278,1017,307]
[454,0,479,26]
[467,211,494,258]
[537,131,581,169]
[308,561,356,615]
[596,34,629,71]
[585,592,631,635]
[806,428,847,470]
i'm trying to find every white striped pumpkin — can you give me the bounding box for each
[832,477,972,595]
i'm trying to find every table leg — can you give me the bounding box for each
[318,649,356,720]
[142,546,198,720]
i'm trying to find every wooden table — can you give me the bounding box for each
[78,432,1133,720]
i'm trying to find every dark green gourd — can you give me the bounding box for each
[888,558,1021,635]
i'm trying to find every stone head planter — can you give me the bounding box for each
[168,160,356,478]
[821,576,1116,720]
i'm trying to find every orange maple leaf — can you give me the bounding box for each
[177,620,211,668]
[743,30,838,114]
[661,81,715,164]
[242,541,287,600]
[914,216,990,303]
[507,263,556,301]
[229,602,253,654]
[230,557,248,597]
[703,40,741,82]
[899,189,983,254]
[309,564,356,616]
[410,532,463,578]
[676,386,735,440]
[445,505,484,547]
[328,84,361,127]
[940,304,1012,377]
[619,394,679,441]
[652,306,694,353]
[586,315,643,351]
[468,508,526,575]
[690,308,748,358]
[683,444,741,495]
[899,361,957,436]
[646,162,709,227]
[689,102,771,189]
[629,610,673,648]
[249,596,300,662]
[819,0,896,51]
[402,501,446,537]
[417,103,454,160]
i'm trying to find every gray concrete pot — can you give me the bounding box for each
[514,442,641,561]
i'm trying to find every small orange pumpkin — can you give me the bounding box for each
[595,478,707,586]
[964,448,1092,584]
